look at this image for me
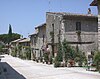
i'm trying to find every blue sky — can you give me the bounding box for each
[0,0,97,37]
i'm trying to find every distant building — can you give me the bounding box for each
[29,23,46,60]
[19,38,30,59]
[10,38,25,47]
[46,12,98,57]
[19,38,30,47]
[10,38,26,55]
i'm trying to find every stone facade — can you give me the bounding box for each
[90,0,100,50]
[30,23,46,60]
[19,38,30,57]
[10,38,26,55]
[46,12,98,56]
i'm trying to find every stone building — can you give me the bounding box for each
[90,0,100,50]
[10,38,26,55]
[19,38,30,47]
[19,38,30,57]
[46,12,98,57]
[29,23,46,60]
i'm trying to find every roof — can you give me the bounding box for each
[90,0,97,6]
[29,33,37,36]
[35,23,46,29]
[46,12,97,18]
[11,38,26,43]
[19,38,30,43]
[29,23,46,36]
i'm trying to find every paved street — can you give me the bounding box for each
[0,54,100,79]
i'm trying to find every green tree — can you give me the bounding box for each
[54,42,63,67]
[8,24,12,43]
[25,47,31,60]
[11,46,17,57]
[0,45,4,53]
[75,51,87,67]
[0,41,5,54]
[54,39,87,67]
[0,33,21,44]
[44,53,49,64]
[62,39,86,66]
[62,39,73,62]
[50,31,54,57]
[8,24,12,34]
[55,42,63,62]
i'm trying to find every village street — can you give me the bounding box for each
[0,54,100,79]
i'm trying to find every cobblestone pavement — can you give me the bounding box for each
[0,54,100,79]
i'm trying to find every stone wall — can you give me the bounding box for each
[46,12,98,54]
[30,25,46,59]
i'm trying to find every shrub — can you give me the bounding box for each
[49,56,53,64]
[94,51,100,71]
[11,46,18,57]
[54,61,61,67]
[54,42,62,67]
[11,50,17,57]
[54,39,87,67]
[44,53,49,63]
[23,47,31,60]
[62,39,76,63]
[56,42,63,62]
[26,52,31,60]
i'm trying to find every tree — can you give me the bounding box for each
[50,31,54,57]
[8,24,12,43]
[54,43,62,67]
[0,33,21,44]
[75,51,87,67]
[8,24,12,34]
[11,46,17,57]
[62,39,72,62]
[25,46,31,60]
[55,42,63,62]
[54,38,87,67]
[62,39,86,67]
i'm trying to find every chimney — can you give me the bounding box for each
[88,8,91,14]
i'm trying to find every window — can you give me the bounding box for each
[52,24,54,31]
[76,22,81,31]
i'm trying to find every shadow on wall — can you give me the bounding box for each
[0,62,26,79]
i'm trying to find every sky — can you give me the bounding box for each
[0,0,98,37]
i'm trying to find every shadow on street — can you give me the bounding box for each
[0,62,26,79]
